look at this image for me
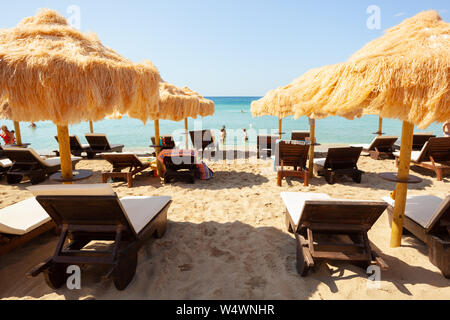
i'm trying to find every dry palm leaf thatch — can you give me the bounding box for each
[0,9,160,125]
[158,82,214,121]
[252,11,450,128]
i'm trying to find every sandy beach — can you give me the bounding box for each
[0,146,449,300]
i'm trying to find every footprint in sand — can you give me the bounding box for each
[178,264,193,272]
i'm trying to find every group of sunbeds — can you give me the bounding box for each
[0,130,448,291]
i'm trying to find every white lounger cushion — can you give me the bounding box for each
[28,183,116,197]
[350,143,370,150]
[382,195,444,229]
[0,198,51,235]
[120,196,171,234]
[313,158,326,167]
[393,151,422,162]
[281,192,331,226]
[0,158,13,168]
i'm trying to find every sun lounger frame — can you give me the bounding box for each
[189,130,217,158]
[27,194,171,290]
[163,155,197,184]
[151,135,176,151]
[315,147,363,184]
[84,134,124,159]
[291,131,310,141]
[101,153,150,188]
[276,141,309,187]
[257,135,279,159]
[396,137,450,181]
[386,196,450,278]
[366,136,398,160]
[2,148,79,185]
[285,200,388,276]
[54,135,91,157]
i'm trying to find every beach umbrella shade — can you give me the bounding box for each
[253,11,450,247]
[0,9,160,181]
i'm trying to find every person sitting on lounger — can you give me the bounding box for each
[1,125,15,145]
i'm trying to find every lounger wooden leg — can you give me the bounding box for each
[127,172,133,188]
[303,169,309,186]
[295,234,313,276]
[285,212,293,233]
[435,168,443,181]
[277,172,282,187]
[102,173,108,184]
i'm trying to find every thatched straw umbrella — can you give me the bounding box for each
[152,82,213,175]
[252,11,450,247]
[0,9,160,181]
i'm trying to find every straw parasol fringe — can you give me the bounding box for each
[0,9,161,125]
[251,11,450,129]
[158,82,214,121]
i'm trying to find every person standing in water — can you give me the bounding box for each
[220,125,226,146]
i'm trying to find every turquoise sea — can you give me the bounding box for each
[1,97,445,154]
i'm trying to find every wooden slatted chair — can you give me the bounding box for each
[313,147,363,184]
[84,134,124,159]
[394,137,450,181]
[54,135,91,157]
[282,192,388,276]
[351,136,398,160]
[383,195,450,278]
[275,140,309,187]
[26,184,171,290]
[101,153,152,188]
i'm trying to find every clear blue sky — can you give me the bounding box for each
[1,0,448,96]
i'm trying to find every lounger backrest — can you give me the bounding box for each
[55,135,84,150]
[257,135,279,150]
[28,184,138,238]
[278,140,309,167]
[1,147,49,168]
[151,136,176,149]
[298,200,387,233]
[85,134,111,150]
[291,131,310,141]
[189,130,214,151]
[324,147,362,169]
[412,133,435,150]
[370,136,398,151]
[101,153,144,168]
[426,195,450,234]
[163,155,198,169]
[421,137,450,163]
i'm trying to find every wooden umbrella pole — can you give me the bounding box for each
[308,118,315,178]
[89,121,94,134]
[154,119,163,177]
[390,121,414,248]
[57,125,73,184]
[278,118,282,139]
[184,118,189,149]
[13,121,22,146]
[378,117,383,135]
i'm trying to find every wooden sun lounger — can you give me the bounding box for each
[0,197,56,256]
[189,130,217,157]
[394,137,450,181]
[162,154,197,184]
[275,140,309,187]
[257,135,279,159]
[26,184,172,290]
[383,195,450,278]
[150,135,176,150]
[351,136,398,160]
[84,133,124,159]
[2,148,81,185]
[0,157,13,177]
[54,135,91,157]
[394,133,436,151]
[101,153,151,188]
[282,192,388,276]
[291,131,310,141]
[313,147,363,184]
